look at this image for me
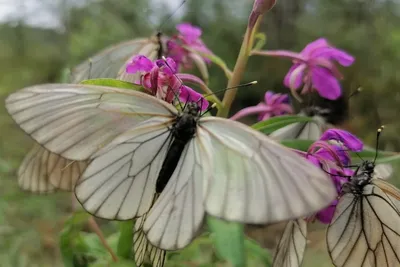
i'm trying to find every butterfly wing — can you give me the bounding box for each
[133,214,166,267]
[6,84,176,161]
[70,38,150,83]
[272,219,307,267]
[373,164,393,180]
[270,115,326,141]
[327,179,400,267]
[198,117,337,224]
[74,117,175,220]
[143,136,208,250]
[18,142,88,192]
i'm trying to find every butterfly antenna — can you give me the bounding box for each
[202,81,258,98]
[158,0,187,33]
[373,126,384,164]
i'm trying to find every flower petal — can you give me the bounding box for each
[230,104,270,121]
[176,23,202,42]
[126,55,154,74]
[316,201,337,224]
[301,38,330,57]
[179,86,209,111]
[284,63,306,90]
[312,47,355,67]
[311,67,342,100]
[320,129,364,152]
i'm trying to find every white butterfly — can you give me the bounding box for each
[327,160,400,267]
[6,83,337,251]
[270,109,328,141]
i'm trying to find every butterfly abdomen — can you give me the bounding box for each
[155,113,197,193]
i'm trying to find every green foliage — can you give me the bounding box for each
[80,78,143,91]
[207,216,246,267]
[252,115,315,134]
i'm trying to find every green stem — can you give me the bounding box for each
[217,17,263,118]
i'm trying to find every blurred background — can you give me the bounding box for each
[0,0,399,266]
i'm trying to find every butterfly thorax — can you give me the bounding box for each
[342,161,375,195]
[302,106,331,117]
[155,102,200,193]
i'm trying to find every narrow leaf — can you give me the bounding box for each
[117,221,134,259]
[252,115,314,134]
[80,78,143,90]
[207,216,245,267]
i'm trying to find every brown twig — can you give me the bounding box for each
[87,216,119,262]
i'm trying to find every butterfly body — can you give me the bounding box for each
[156,102,200,193]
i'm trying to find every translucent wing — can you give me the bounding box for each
[272,219,307,267]
[16,36,162,193]
[18,142,87,192]
[75,117,174,220]
[6,84,176,161]
[374,164,393,180]
[143,137,208,250]
[133,214,166,267]
[197,117,337,224]
[70,38,152,83]
[327,179,400,267]
[270,115,326,141]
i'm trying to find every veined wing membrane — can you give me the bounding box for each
[143,137,209,250]
[70,38,150,83]
[327,181,400,267]
[6,84,177,161]
[198,117,336,224]
[18,143,88,192]
[75,117,174,220]
[272,219,307,267]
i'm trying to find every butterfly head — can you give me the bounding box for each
[183,102,202,117]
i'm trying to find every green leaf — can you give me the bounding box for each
[245,238,272,266]
[80,78,143,90]
[59,212,91,267]
[280,139,313,151]
[252,115,314,135]
[207,216,245,267]
[117,221,134,259]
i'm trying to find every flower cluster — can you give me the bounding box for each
[126,55,209,110]
[305,129,363,223]
[167,23,213,70]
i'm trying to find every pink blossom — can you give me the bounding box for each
[166,23,213,69]
[263,38,354,100]
[230,91,293,121]
[125,55,209,110]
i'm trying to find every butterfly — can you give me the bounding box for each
[269,105,333,141]
[272,157,397,267]
[6,83,337,252]
[326,160,400,267]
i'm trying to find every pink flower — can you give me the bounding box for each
[166,23,213,69]
[306,129,363,224]
[125,55,209,110]
[230,91,293,121]
[261,38,354,100]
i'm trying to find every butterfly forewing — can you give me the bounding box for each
[198,117,337,223]
[272,219,307,267]
[327,178,400,267]
[5,84,176,161]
